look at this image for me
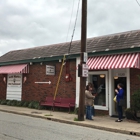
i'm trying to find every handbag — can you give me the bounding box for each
[119,99,124,106]
[113,96,117,103]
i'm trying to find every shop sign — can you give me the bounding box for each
[8,75,21,86]
[46,65,55,75]
[116,72,126,77]
[82,64,88,77]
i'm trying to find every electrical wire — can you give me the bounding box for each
[66,0,75,42]
[136,0,140,7]
[68,0,81,54]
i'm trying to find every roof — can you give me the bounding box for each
[0,29,140,63]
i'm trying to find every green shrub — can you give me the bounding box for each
[1,100,7,105]
[125,108,135,120]
[28,101,40,109]
[10,100,18,106]
[23,101,30,107]
[6,100,13,106]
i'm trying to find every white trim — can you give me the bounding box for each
[126,68,130,108]
[88,71,109,111]
[109,69,114,116]
[76,57,80,107]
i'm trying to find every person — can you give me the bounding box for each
[85,85,95,120]
[88,83,97,117]
[115,83,124,122]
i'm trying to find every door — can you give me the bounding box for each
[113,77,127,115]
[6,74,22,101]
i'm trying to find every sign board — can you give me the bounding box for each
[115,72,126,77]
[46,65,55,75]
[8,74,22,86]
[82,64,88,77]
[83,52,88,62]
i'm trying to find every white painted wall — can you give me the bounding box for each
[76,57,80,107]
[6,74,22,101]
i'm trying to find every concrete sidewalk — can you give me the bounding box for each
[0,105,140,137]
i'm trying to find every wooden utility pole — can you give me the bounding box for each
[78,0,87,121]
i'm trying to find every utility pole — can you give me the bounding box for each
[78,0,87,121]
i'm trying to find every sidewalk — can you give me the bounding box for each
[0,105,140,137]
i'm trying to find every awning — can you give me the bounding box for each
[0,64,29,74]
[87,53,140,70]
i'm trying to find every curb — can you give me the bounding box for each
[0,109,140,137]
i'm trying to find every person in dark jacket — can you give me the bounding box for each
[115,83,124,122]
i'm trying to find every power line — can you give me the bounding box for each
[68,0,81,54]
[66,0,75,42]
[136,0,140,7]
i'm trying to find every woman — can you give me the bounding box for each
[85,85,95,120]
[115,83,124,122]
[88,83,97,116]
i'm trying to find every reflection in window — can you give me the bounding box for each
[92,75,106,106]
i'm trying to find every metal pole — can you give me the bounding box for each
[78,0,87,121]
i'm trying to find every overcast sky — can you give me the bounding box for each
[0,0,140,56]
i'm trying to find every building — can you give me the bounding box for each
[0,29,140,116]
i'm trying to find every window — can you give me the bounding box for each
[88,71,108,110]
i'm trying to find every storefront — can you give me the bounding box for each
[0,29,140,116]
[76,52,140,116]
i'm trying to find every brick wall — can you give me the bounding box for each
[22,59,76,101]
[130,68,140,95]
[0,74,7,100]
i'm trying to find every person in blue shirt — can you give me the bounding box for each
[115,83,124,122]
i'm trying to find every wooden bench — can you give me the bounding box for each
[40,97,75,113]
[40,97,60,110]
[54,98,75,113]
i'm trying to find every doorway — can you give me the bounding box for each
[113,77,127,115]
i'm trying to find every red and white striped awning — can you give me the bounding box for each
[87,53,140,70]
[0,64,29,74]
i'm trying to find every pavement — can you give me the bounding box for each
[0,105,140,137]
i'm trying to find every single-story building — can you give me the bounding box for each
[0,29,140,116]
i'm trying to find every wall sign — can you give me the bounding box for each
[46,65,55,75]
[8,75,21,86]
[115,72,126,77]
[82,64,88,77]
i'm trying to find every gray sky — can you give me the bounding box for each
[0,0,140,56]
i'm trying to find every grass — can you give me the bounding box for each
[74,117,79,121]
[45,114,53,117]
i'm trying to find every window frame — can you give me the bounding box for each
[88,71,109,111]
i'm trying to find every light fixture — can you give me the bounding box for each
[59,59,62,62]
[114,76,118,79]
[92,50,96,53]
[3,77,6,83]
[30,62,33,65]
[40,62,43,65]
[100,74,105,78]
[23,76,27,83]
[105,48,109,51]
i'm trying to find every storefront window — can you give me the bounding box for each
[91,75,106,106]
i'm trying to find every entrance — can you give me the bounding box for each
[113,77,127,115]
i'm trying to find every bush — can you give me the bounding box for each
[16,101,25,107]
[132,89,140,112]
[125,108,135,120]
[1,100,7,105]
[23,101,30,107]
[28,101,39,109]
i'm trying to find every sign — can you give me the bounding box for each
[116,72,126,77]
[82,64,88,77]
[8,74,21,86]
[46,65,55,75]
[35,81,51,84]
[83,52,88,62]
